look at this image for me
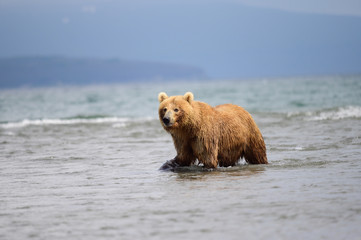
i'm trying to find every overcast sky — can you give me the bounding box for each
[1,0,360,78]
[236,0,361,16]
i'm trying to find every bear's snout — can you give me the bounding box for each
[163,117,170,126]
[162,110,174,127]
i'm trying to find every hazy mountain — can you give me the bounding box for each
[0,57,206,88]
[1,1,361,79]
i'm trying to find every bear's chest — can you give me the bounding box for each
[190,136,217,155]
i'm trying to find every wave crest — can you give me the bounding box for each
[0,116,131,129]
[286,106,361,121]
[308,106,361,121]
[282,106,361,121]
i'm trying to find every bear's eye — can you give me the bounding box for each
[163,108,167,112]
[174,108,179,112]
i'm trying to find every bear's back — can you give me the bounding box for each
[214,104,251,120]
[214,103,257,136]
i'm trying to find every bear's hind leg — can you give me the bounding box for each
[244,137,268,164]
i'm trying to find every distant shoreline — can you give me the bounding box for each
[0,56,206,89]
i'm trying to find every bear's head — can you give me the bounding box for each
[158,92,194,130]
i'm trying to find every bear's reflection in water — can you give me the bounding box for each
[172,163,266,181]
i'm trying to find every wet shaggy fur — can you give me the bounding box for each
[158,92,267,169]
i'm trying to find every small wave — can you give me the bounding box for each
[308,106,361,121]
[0,117,131,129]
[285,106,361,121]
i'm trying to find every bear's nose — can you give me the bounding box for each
[163,117,170,125]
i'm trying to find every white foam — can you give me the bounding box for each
[309,106,361,121]
[294,146,303,151]
[0,117,130,129]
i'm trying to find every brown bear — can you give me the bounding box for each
[158,92,267,170]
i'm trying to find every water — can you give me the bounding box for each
[1,76,361,240]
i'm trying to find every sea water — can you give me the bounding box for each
[1,76,361,240]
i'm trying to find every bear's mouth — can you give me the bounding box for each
[162,117,175,127]
[163,120,173,127]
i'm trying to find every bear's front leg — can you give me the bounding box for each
[201,155,218,169]
[159,153,196,171]
[197,150,218,169]
[159,158,180,171]
[195,139,219,169]
[160,137,196,170]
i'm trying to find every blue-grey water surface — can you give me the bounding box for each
[1,76,361,239]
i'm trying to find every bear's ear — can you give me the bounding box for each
[183,92,194,104]
[158,92,168,103]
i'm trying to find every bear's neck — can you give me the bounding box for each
[173,114,202,138]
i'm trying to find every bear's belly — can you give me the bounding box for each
[190,136,245,167]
